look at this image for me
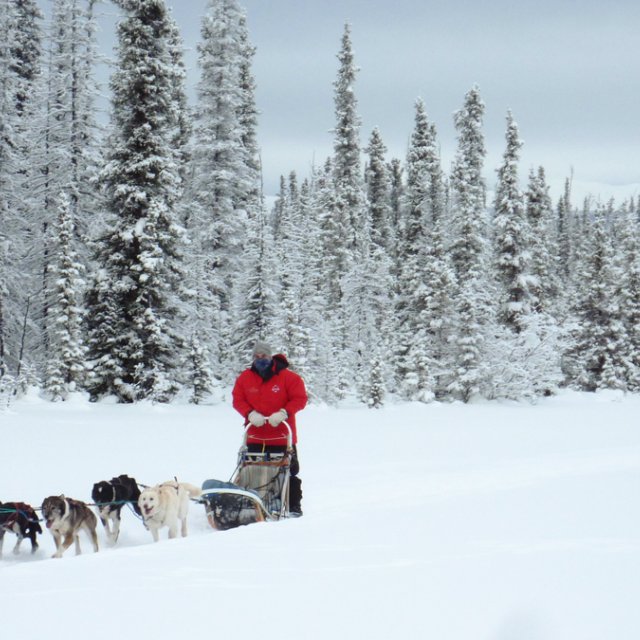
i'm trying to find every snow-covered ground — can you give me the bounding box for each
[1,390,639,639]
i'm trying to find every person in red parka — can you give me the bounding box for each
[232,340,308,516]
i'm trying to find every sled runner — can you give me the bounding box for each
[200,422,293,530]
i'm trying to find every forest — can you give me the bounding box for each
[1,0,638,406]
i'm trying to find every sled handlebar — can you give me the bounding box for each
[243,419,293,449]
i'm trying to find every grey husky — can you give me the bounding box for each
[41,495,99,559]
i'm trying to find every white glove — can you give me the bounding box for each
[248,410,266,427]
[268,409,288,427]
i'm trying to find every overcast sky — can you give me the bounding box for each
[94,0,640,202]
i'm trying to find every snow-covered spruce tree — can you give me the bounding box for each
[308,158,343,403]
[286,177,325,385]
[493,111,530,331]
[395,99,451,401]
[0,10,13,380]
[331,40,391,403]
[491,115,566,398]
[45,191,86,400]
[294,172,333,398]
[329,23,367,397]
[0,2,18,383]
[0,0,42,393]
[565,206,630,391]
[187,0,260,380]
[86,0,189,402]
[34,0,102,377]
[164,11,220,397]
[271,171,306,363]
[419,122,457,399]
[519,166,565,395]
[447,86,494,402]
[362,127,394,396]
[223,8,265,371]
[0,0,43,386]
[341,207,392,403]
[492,111,536,334]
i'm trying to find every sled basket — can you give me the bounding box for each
[201,422,293,530]
[200,479,270,530]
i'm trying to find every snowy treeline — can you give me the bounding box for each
[1,0,639,406]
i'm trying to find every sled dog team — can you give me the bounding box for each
[0,475,201,560]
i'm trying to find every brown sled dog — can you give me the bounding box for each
[0,501,42,559]
[41,495,99,559]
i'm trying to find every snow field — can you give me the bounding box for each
[1,390,639,640]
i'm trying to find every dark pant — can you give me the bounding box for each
[246,444,303,512]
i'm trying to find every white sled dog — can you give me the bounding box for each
[138,481,201,542]
[41,495,99,559]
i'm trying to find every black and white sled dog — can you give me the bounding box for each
[91,474,142,543]
[138,480,201,542]
[41,495,99,559]
[0,501,42,559]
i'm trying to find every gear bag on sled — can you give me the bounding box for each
[200,422,293,530]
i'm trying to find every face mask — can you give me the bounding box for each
[254,358,272,373]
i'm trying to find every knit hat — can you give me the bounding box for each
[252,340,273,358]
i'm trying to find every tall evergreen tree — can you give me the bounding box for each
[0,0,43,385]
[327,24,366,396]
[295,172,331,396]
[363,128,395,397]
[0,2,19,382]
[310,158,343,402]
[34,0,101,377]
[493,111,532,333]
[566,206,630,391]
[86,0,189,402]
[272,171,306,361]
[45,191,86,400]
[395,99,436,399]
[395,99,454,400]
[448,86,493,401]
[188,0,260,379]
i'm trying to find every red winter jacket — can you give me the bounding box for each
[232,354,308,446]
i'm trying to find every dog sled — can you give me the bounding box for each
[200,422,294,530]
